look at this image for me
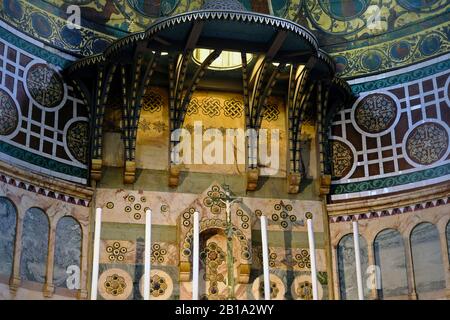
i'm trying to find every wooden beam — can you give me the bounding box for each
[266,30,288,60]
[185,21,204,53]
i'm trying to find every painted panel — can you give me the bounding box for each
[374,229,408,298]
[337,233,370,300]
[411,222,446,294]
[53,217,82,289]
[19,208,49,283]
[0,197,16,277]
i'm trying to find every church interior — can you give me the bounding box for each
[0,0,449,300]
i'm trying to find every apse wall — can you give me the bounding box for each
[0,0,449,300]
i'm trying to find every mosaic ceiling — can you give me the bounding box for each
[0,0,448,78]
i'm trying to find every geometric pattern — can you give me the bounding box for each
[202,0,247,11]
[200,242,226,299]
[142,91,163,113]
[294,249,311,269]
[223,98,243,118]
[0,89,18,135]
[329,196,450,223]
[186,98,200,116]
[406,122,448,165]
[201,97,221,117]
[271,201,297,229]
[0,172,90,207]
[67,121,89,164]
[149,274,168,298]
[26,63,64,108]
[106,242,128,262]
[331,140,353,178]
[203,185,226,215]
[263,104,280,122]
[355,93,397,134]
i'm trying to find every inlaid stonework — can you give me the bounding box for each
[26,63,64,108]
[331,140,354,178]
[406,122,449,165]
[67,121,89,164]
[355,93,397,134]
[0,89,18,136]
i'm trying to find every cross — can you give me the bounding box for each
[218,184,242,299]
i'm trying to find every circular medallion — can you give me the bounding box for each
[354,93,398,134]
[30,13,53,38]
[251,274,285,300]
[420,35,441,56]
[26,63,65,108]
[333,55,347,74]
[330,140,354,179]
[361,50,382,72]
[291,275,323,300]
[405,122,449,165]
[3,0,23,20]
[397,0,440,11]
[0,89,19,136]
[66,121,89,164]
[319,0,369,20]
[139,269,174,300]
[61,25,83,47]
[98,268,133,300]
[390,41,411,61]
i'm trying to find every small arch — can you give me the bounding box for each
[19,207,50,283]
[336,233,370,300]
[53,216,82,290]
[410,222,446,297]
[373,228,408,299]
[0,197,18,278]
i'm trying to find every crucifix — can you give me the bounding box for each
[218,184,242,300]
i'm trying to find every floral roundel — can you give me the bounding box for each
[354,93,397,134]
[331,140,354,178]
[98,268,133,300]
[406,122,449,165]
[67,121,89,164]
[0,89,19,136]
[26,63,64,108]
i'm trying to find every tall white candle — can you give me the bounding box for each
[144,209,152,300]
[306,213,319,300]
[353,220,364,300]
[260,215,270,300]
[90,208,102,300]
[192,211,200,300]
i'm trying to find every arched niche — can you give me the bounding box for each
[0,197,17,278]
[410,222,446,297]
[20,208,49,283]
[179,218,251,285]
[53,216,82,290]
[337,233,370,300]
[373,228,408,299]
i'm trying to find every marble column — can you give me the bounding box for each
[9,215,24,294]
[43,227,56,297]
[403,235,418,300]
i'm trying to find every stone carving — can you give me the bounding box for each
[406,122,449,165]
